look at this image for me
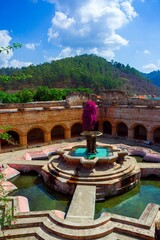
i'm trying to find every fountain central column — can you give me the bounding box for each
[82,100,99,153]
[86,135,96,153]
[81,131,102,154]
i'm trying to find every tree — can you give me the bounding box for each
[82,100,97,131]
[0,43,22,54]
[82,100,99,154]
[0,43,23,142]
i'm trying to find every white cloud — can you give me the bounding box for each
[104,33,128,46]
[0,30,34,68]
[0,30,13,67]
[25,42,40,50]
[9,59,32,68]
[89,47,115,59]
[121,1,138,20]
[0,30,12,47]
[142,63,159,73]
[52,11,75,29]
[47,0,137,61]
[143,49,150,55]
[44,47,75,61]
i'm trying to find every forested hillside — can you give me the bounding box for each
[0,54,160,96]
[144,70,160,87]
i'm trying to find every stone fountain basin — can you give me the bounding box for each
[58,145,128,169]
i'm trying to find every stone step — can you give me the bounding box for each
[0,201,157,240]
[1,212,155,240]
[2,214,113,240]
[0,226,40,239]
[96,192,105,201]
[47,161,136,183]
[139,203,159,227]
[49,157,136,178]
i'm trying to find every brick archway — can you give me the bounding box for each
[153,127,160,143]
[1,130,20,150]
[51,125,65,141]
[27,128,45,146]
[117,122,128,137]
[71,123,82,138]
[134,125,147,141]
[103,121,112,135]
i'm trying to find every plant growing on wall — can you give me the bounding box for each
[0,43,23,145]
[0,165,15,228]
[0,126,17,145]
[0,44,21,230]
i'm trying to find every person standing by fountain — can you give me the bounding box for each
[82,100,102,154]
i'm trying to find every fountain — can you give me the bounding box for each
[81,100,100,154]
[41,100,141,200]
[1,99,159,240]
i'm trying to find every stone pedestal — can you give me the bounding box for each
[86,135,96,153]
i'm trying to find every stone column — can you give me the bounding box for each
[147,130,153,142]
[112,125,117,137]
[44,132,51,143]
[86,135,96,153]
[65,128,71,139]
[98,122,103,133]
[128,128,134,139]
[19,134,28,147]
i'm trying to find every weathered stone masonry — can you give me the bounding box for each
[1,98,160,150]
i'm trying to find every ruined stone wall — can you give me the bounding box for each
[1,98,160,148]
[99,105,160,127]
[0,105,83,134]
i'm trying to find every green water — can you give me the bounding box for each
[95,178,160,219]
[10,174,160,219]
[70,146,112,159]
[10,173,71,212]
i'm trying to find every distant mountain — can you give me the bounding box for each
[144,70,160,87]
[0,54,160,96]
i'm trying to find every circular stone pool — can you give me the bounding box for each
[10,174,160,219]
[69,146,113,159]
[10,173,71,212]
[95,177,160,219]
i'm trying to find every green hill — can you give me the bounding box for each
[0,54,160,96]
[144,70,160,87]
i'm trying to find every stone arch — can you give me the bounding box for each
[94,121,99,131]
[27,127,45,146]
[71,122,82,137]
[103,121,112,135]
[134,124,147,141]
[153,127,160,144]
[1,130,20,150]
[117,122,128,137]
[51,125,65,141]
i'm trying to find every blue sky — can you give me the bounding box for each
[0,0,160,73]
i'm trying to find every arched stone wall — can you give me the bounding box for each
[71,123,82,137]
[117,122,128,137]
[103,121,112,135]
[134,125,147,141]
[27,127,45,146]
[51,125,65,140]
[1,130,20,149]
[1,102,160,150]
[153,127,160,144]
